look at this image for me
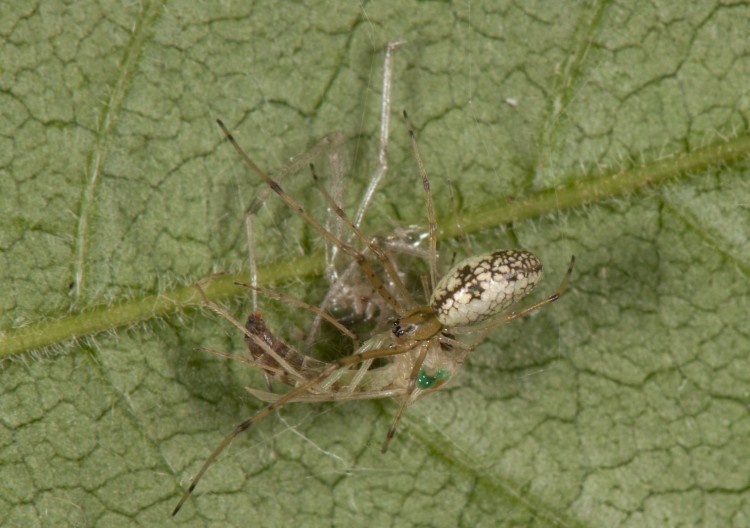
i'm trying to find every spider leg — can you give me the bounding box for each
[446,177,472,256]
[305,41,407,352]
[310,163,415,306]
[501,255,575,324]
[454,255,575,346]
[403,111,439,290]
[236,282,360,349]
[172,339,416,516]
[381,340,429,453]
[243,132,347,310]
[218,119,408,318]
[246,386,406,403]
[233,42,413,350]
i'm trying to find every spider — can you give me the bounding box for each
[172,41,575,516]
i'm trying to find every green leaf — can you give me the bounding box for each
[2,1,749,526]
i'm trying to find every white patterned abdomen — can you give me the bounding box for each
[431,250,543,327]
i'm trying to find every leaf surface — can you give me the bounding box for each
[1,1,749,526]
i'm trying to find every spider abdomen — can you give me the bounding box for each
[431,250,543,327]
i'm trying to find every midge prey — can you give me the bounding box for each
[172,42,574,516]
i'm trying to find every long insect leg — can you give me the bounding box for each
[304,40,408,351]
[353,40,406,228]
[310,163,415,306]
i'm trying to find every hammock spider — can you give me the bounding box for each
[172,41,574,516]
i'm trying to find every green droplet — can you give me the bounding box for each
[416,368,450,389]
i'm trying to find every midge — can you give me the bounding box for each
[172,43,574,516]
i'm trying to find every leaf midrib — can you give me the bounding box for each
[3,132,749,360]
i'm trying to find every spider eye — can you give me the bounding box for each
[392,319,414,337]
